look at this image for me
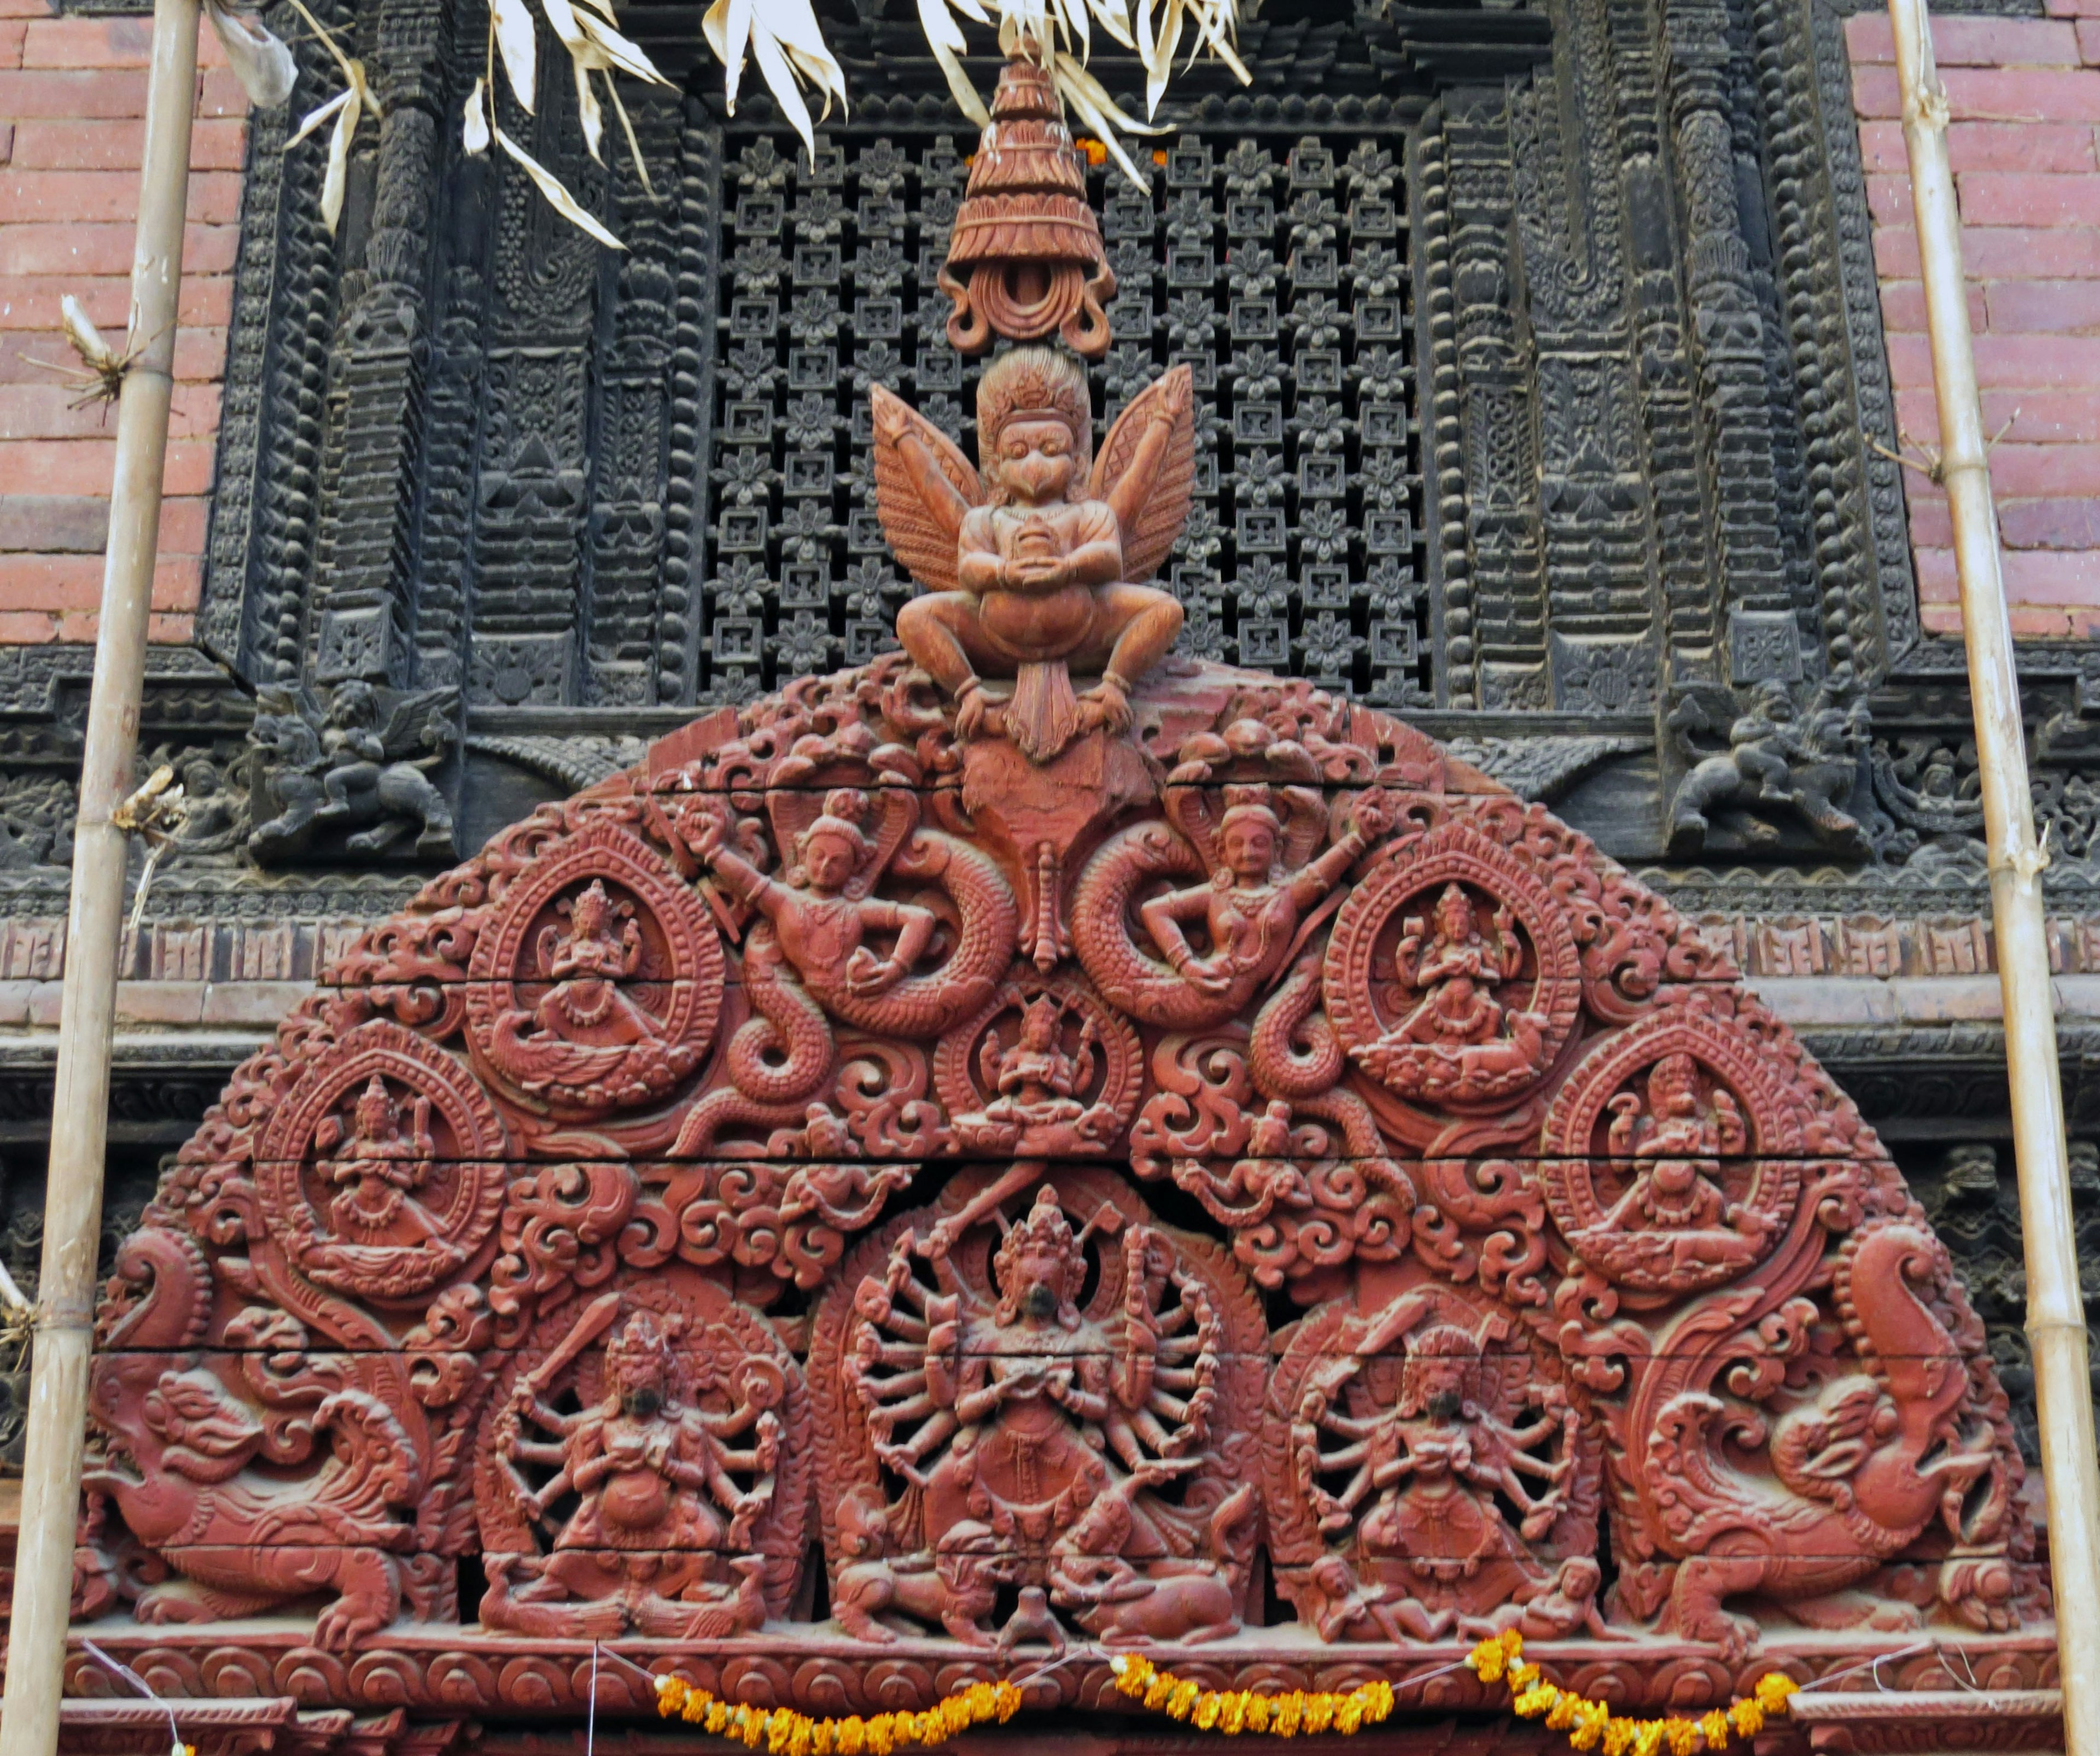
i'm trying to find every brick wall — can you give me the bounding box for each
[0,2,246,645]
[1851,9,2100,637]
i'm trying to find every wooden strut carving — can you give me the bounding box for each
[62,175,2049,1742]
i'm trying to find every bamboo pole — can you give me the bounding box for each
[1883,0,2100,1748]
[0,0,200,1745]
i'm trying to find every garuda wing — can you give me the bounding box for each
[870,384,982,594]
[1092,364,1195,583]
[378,687,461,765]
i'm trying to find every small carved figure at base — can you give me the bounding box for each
[1462,1557,1627,1641]
[1304,1555,1455,1643]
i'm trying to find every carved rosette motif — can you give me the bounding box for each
[463,820,726,1115]
[255,1018,508,1301]
[74,657,2038,1725]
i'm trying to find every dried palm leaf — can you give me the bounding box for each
[463,76,492,154]
[496,125,626,249]
[282,0,371,234]
[1135,0,1245,119]
[22,293,148,412]
[701,0,848,164]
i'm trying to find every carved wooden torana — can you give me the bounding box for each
[67,651,2054,1734]
[62,121,2055,1744]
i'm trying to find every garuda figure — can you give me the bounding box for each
[873,346,1194,762]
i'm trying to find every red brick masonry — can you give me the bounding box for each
[0,2,246,645]
[1852,7,2100,637]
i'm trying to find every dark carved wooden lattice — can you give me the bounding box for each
[702,126,1430,704]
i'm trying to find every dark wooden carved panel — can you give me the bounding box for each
[171,0,2100,889]
[70,659,2051,1731]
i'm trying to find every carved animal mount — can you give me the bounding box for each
[246,680,459,865]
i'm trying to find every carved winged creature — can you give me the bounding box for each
[874,346,1195,762]
[248,679,459,861]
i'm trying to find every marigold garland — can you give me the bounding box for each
[1466,1629,1799,1754]
[653,1674,1022,1754]
[651,1629,1797,1752]
[1108,1654,1397,1736]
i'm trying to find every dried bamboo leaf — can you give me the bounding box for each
[60,294,119,371]
[281,0,359,87]
[574,60,604,161]
[542,0,585,51]
[286,81,350,147]
[1052,49,1157,187]
[202,0,298,107]
[495,124,626,248]
[607,81,656,198]
[492,0,539,113]
[463,75,491,153]
[702,0,847,163]
[320,72,362,232]
[917,0,989,125]
[575,10,670,86]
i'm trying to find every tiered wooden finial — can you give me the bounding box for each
[937,54,1117,358]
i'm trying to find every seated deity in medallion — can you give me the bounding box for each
[954,992,1116,1154]
[528,879,657,1047]
[1583,1052,1767,1280]
[1354,883,1553,1102]
[315,1075,442,1246]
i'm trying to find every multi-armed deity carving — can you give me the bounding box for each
[66,45,2045,1742]
[812,1170,1263,1649]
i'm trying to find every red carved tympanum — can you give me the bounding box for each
[65,230,2044,1752]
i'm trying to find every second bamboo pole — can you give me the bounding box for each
[1883,1,2100,1749]
[0,0,201,1747]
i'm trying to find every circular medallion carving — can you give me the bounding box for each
[931,973,1142,1154]
[1539,1010,1806,1292]
[1323,823,1582,1109]
[464,821,725,1115]
[256,1020,508,1300]
[475,1267,812,1637]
